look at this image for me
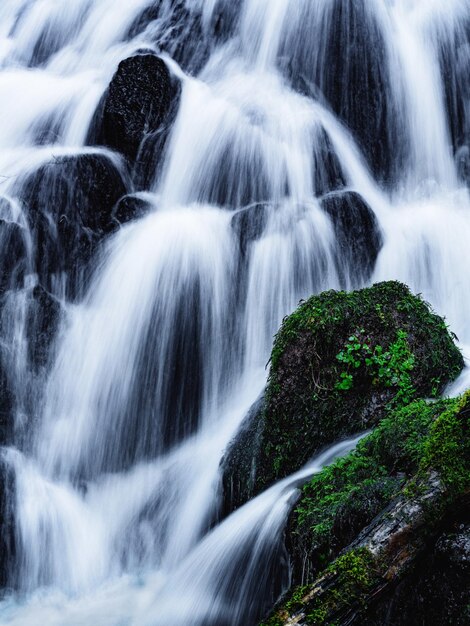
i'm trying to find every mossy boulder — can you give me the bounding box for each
[222,281,463,512]
[288,395,468,582]
[261,392,470,625]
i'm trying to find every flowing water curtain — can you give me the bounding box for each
[0,1,468,625]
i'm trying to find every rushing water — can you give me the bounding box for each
[0,1,469,624]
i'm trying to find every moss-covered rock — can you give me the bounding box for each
[222,281,463,511]
[288,398,459,582]
[260,392,470,625]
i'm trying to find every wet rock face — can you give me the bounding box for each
[361,521,470,626]
[209,1,241,42]
[19,153,127,299]
[0,458,16,588]
[112,195,152,226]
[231,203,270,257]
[440,23,470,153]
[437,524,470,568]
[199,142,273,210]
[0,367,14,447]
[26,285,62,372]
[313,130,346,197]
[220,395,265,516]
[281,0,405,184]
[0,285,63,447]
[127,1,210,74]
[456,144,470,186]
[0,220,28,294]
[91,53,177,163]
[320,191,383,287]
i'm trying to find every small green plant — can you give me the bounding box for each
[335,330,416,406]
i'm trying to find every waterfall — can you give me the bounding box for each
[0,1,469,624]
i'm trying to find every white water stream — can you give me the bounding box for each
[0,1,469,624]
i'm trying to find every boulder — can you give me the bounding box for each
[261,393,470,625]
[222,282,463,512]
[90,53,179,163]
[231,203,270,258]
[320,191,383,287]
[19,153,127,299]
[127,1,210,74]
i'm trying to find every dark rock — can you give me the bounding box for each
[132,106,180,191]
[210,1,241,42]
[231,203,270,257]
[436,525,470,568]
[439,26,470,152]
[456,144,470,186]
[200,142,273,209]
[19,153,127,299]
[220,395,265,515]
[0,457,16,588]
[26,285,62,371]
[320,191,383,287]
[0,219,28,294]
[90,53,178,163]
[112,195,152,226]
[127,1,211,74]
[280,0,406,184]
[359,517,470,626]
[313,130,346,197]
[0,366,14,447]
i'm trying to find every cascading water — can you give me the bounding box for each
[0,1,469,624]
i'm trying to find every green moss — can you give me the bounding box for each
[260,549,379,626]
[255,284,467,626]
[304,548,379,625]
[420,391,470,492]
[260,281,463,488]
[291,398,454,573]
[269,283,460,382]
[335,329,416,406]
[265,393,470,625]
